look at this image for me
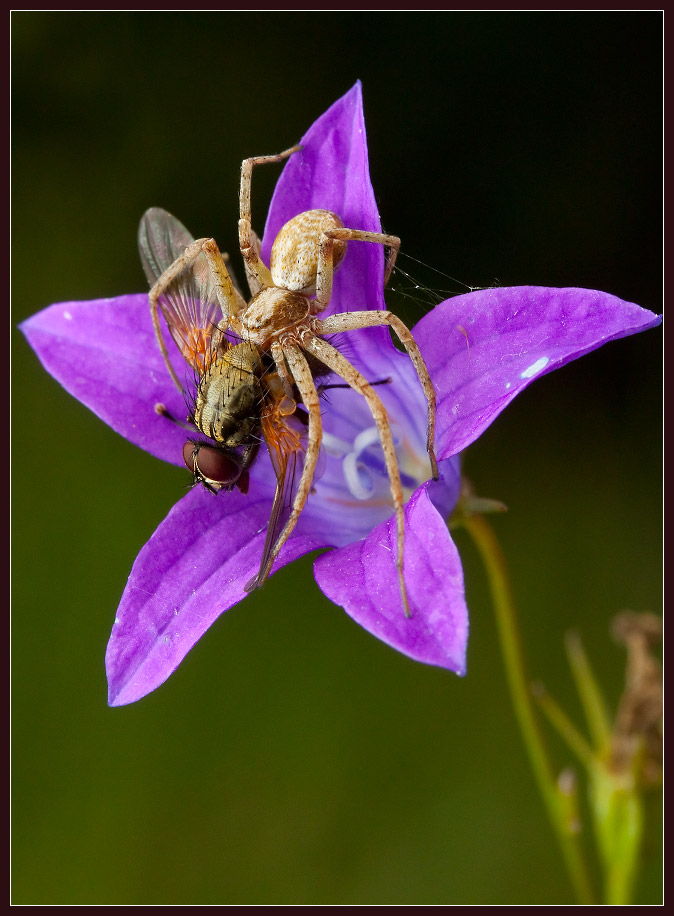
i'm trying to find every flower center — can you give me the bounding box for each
[323,424,430,504]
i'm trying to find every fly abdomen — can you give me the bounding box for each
[194,341,262,445]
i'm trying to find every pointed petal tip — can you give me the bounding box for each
[314,486,469,674]
[414,285,662,459]
[106,677,156,708]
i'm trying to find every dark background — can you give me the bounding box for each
[12,11,662,904]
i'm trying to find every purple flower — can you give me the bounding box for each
[20,82,661,707]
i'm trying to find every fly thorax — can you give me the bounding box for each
[242,288,310,345]
[194,341,262,444]
[270,210,347,295]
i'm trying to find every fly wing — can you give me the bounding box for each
[243,366,327,593]
[244,399,304,594]
[138,207,223,374]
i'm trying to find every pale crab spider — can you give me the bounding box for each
[148,145,438,617]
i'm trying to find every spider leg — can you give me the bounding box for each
[316,310,438,480]
[302,333,412,618]
[315,228,400,312]
[199,239,247,322]
[149,237,211,393]
[270,339,298,401]
[243,228,265,298]
[256,339,322,584]
[149,237,245,393]
[238,145,302,291]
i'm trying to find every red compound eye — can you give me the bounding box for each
[183,441,242,486]
[182,441,198,474]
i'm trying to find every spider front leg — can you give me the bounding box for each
[270,339,298,402]
[241,228,265,299]
[314,228,401,312]
[200,239,248,323]
[149,237,246,393]
[238,145,302,292]
[302,333,412,619]
[315,310,438,480]
[253,339,323,586]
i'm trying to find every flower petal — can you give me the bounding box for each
[106,484,330,706]
[19,294,187,465]
[313,485,468,674]
[411,286,662,458]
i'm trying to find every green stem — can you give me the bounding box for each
[532,682,595,769]
[463,513,596,904]
[564,631,612,752]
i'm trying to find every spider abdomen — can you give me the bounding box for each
[194,341,262,445]
[270,209,347,295]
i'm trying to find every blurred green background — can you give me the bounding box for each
[12,11,662,905]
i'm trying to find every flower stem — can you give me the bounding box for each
[531,681,595,769]
[564,630,612,752]
[463,512,596,904]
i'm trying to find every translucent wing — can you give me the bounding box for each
[138,207,223,374]
[244,370,326,593]
[244,388,303,592]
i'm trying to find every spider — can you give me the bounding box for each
[143,145,438,617]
